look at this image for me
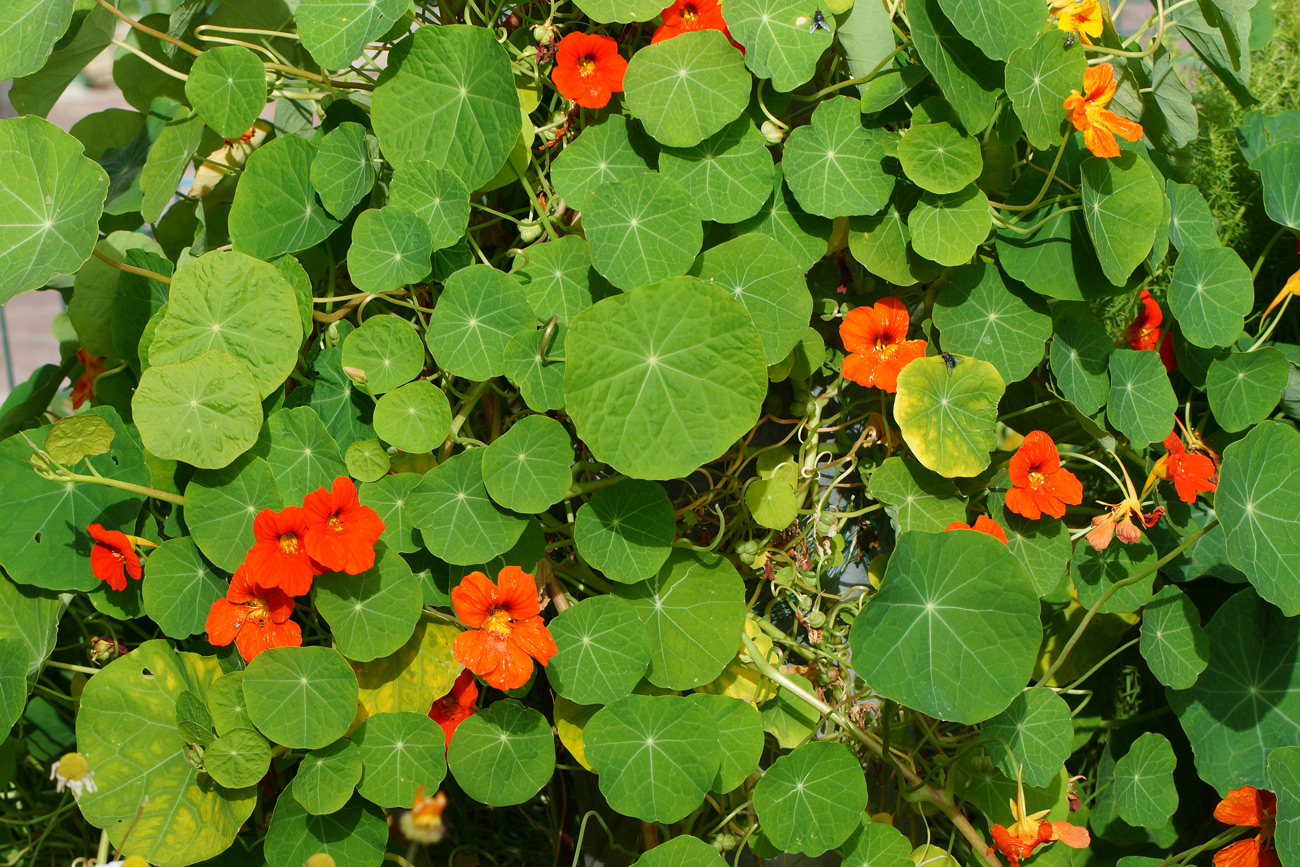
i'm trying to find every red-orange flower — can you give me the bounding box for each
[205,565,301,662]
[945,515,1008,544]
[1005,431,1083,520]
[71,350,107,410]
[1213,785,1279,867]
[989,778,1090,866]
[652,0,739,49]
[451,567,557,691]
[1125,289,1176,373]
[244,506,322,597]
[302,476,385,574]
[87,523,143,592]
[429,669,479,746]
[1064,63,1143,158]
[1152,432,1217,504]
[839,298,927,393]
[551,33,627,110]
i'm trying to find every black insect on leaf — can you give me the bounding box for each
[809,9,829,33]
[1063,31,1077,49]
[942,352,958,374]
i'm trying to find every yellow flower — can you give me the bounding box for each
[1053,0,1104,44]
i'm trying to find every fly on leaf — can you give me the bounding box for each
[809,9,829,33]
[1063,31,1077,49]
[942,352,958,374]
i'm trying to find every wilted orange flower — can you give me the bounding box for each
[71,350,107,410]
[551,33,627,110]
[1052,0,1104,44]
[1213,785,1279,867]
[839,297,927,393]
[1006,431,1083,520]
[989,777,1090,866]
[87,524,145,592]
[1125,288,1177,373]
[1064,63,1143,158]
[1152,432,1217,504]
[451,567,557,691]
[205,565,301,662]
[1263,266,1300,320]
[400,787,449,845]
[945,515,1008,544]
[302,477,385,575]
[429,669,479,746]
[244,506,323,597]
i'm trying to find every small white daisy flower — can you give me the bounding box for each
[49,752,97,799]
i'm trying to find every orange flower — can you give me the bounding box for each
[244,506,323,597]
[1152,432,1217,504]
[1064,63,1143,158]
[205,565,301,662]
[1213,785,1279,867]
[302,477,385,574]
[944,515,1008,544]
[87,524,143,592]
[839,298,927,393]
[1124,289,1177,373]
[550,33,627,110]
[451,567,557,691]
[652,0,741,50]
[71,350,107,409]
[429,669,479,746]
[1005,431,1083,520]
[1262,266,1300,320]
[989,776,1090,866]
[1052,0,1104,44]
[400,786,449,845]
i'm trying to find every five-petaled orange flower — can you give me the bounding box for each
[71,349,107,410]
[1125,288,1177,373]
[205,565,301,662]
[989,777,1090,866]
[451,567,557,691]
[839,297,927,393]
[87,524,145,592]
[551,32,627,110]
[1153,431,1217,504]
[945,515,1008,545]
[1064,63,1143,158]
[1006,431,1084,520]
[1213,785,1279,867]
[1052,0,1104,44]
[244,506,323,597]
[302,477,385,575]
[429,669,479,746]
[652,0,742,51]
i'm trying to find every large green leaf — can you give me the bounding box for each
[841,821,913,867]
[1206,348,1289,433]
[547,595,651,705]
[1216,422,1300,615]
[255,406,347,502]
[481,415,574,513]
[570,0,662,24]
[311,122,376,220]
[0,116,107,304]
[659,116,773,223]
[353,711,447,807]
[388,161,470,251]
[288,340,376,450]
[585,173,703,290]
[1270,747,1300,867]
[1168,245,1253,348]
[782,96,892,219]
[373,382,451,455]
[510,235,607,326]
[69,230,162,357]
[141,537,226,640]
[315,548,423,663]
[734,163,833,270]
[353,620,463,716]
[298,0,407,69]
[10,6,115,119]
[631,837,728,867]
[1073,535,1158,614]
[372,25,520,189]
[0,0,77,81]
[935,0,1038,60]
[0,576,65,678]
[185,453,283,572]
[867,457,967,534]
[359,473,423,554]
[983,688,1073,788]
[565,278,766,479]
[551,116,658,213]
[448,699,555,806]
[1005,34,1087,149]
[932,263,1051,383]
[264,788,386,867]
[1254,142,1300,229]
[348,208,433,294]
[897,122,983,195]
[1050,315,1113,415]
[753,741,867,856]
[613,549,745,690]
[229,134,340,259]
[688,693,763,793]
[204,728,271,789]
[1081,153,1164,285]
[426,264,535,380]
[184,46,266,140]
[908,186,992,268]
[1167,181,1221,251]
[341,313,426,395]
[847,199,942,287]
[894,355,1005,478]
[1114,732,1179,827]
[293,739,363,815]
[406,450,530,565]
[1140,585,1208,690]
[623,31,750,148]
[727,0,835,91]
[907,0,1001,132]
[574,478,676,583]
[77,641,256,866]
[243,646,359,750]
[1107,349,1177,446]
[848,530,1042,723]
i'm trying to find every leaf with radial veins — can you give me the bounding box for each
[907,0,1001,132]
[352,711,447,807]
[427,264,536,381]
[897,123,983,195]
[1140,585,1209,690]
[1050,315,1113,415]
[728,0,835,91]
[782,96,893,219]
[983,688,1074,788]
[0,0,78,81]
[894,355,1005,478]
[551,115,658,212]
[584,173,703,290]
[623,31,750,148]
[341,313,427,395]
[1270,747,1300,867]
[688,693,763,793]
[547,595,651,705]
[933,263,1052,383]
[632,837,728,867]
[348,208,433,294]
[141,537,226,641]
[1168,244,1253,348]
[867,457,966,534]
[510,235,608,325]
[311,122,375,219]
[448,700,555,806]
[184,46,266,140]
[908,186,992,268]
[935,0,1039,60]
[1081,153,1164,285]
[256,406,347,503]
[1005,33,1087,149]
[229,134,340,260]
[185,454,282,572]
[242,646,359,750]
[372,382,452,456]
[264,788,387,867]
[734,164,833,271]
[1107,349,1177,446]
[659,116,773,223]
[481,415,574,513]
[571,0,662,23]
[1206,348,1289,433]
[841,821,913,867]
[574,479,676,583]
[753,741,868,856]
[293,739,363,816]
[406,450,530,565]
[140,108,203,224]
[315,548,423,663]
[389,161,471,250]
[298,0,407,70]
[1114,732,1179,827]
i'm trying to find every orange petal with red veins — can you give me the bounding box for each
[495,566,541,620]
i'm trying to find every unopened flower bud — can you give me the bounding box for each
[518,222,544,244]
[761,121,785,144]
[533,21,559,43]
[342,366,368,386]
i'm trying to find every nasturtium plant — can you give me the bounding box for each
[6,1,1300,866]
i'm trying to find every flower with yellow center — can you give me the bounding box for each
[49,752,97,799]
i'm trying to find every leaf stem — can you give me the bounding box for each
[91,248,172,285]
[49,471,186,506]
[93,0,202,56]
[989,131,1073,212]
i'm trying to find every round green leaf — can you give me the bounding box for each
[565,278,766,479]
[746,477,799,530]
[373,381,452,454]
[1050,315,1113,415]
[632,837,727,867]
[1270,747,1300,866]
[389,160,470,251]
[624,30,750,148]
[574,478,675,583]
[298,0,406,70]
[407,450,529,565]
[77,641,255,865]
[547,595,651,705]
[935,0,1039,60]
[243,646,359,749]
[551,115,658,213]
[311,122,375,219]
[359,473,422,554]
[1168,181,1221,252]
[0,116,108,304]
[341,313,426,395]
[868,456,966,534]
[0,638,29,736]
[584,694,721,823]
[481,415,574,512]
[735,163,833,271]
[0,576,64,679]
[1081,152,1164,285]
[1168,245,1253,348]
[0,1,78,81]
[316,547,423,663]
[205,727,271,789]
[691,233,813,365]
[894,355,1005,479]
[849,530,1042,723]
[585,173,703,290]
[1073,535,1158,614]
[142,537,226,640]
[133,350,264,470]
[264,788,386,867]
[184,46,265,140]
[371,24,520,189]
[783,96,892,219]
[353,620,463,717]
[209,672,253,736]
[1114,732,1179,827]
[999,509,1072,596]
[909,186,992,268]
[842,821,914,867]
[687,693,763,793]
[348,208,433,294]
[728,0,835,91]
[1140,585,1209,690]
[293,738,364,815]
[448,699,555,806]
[847,200,943,288]
[612,549,745,689]
[427,264,535,380]
[983,688,1073,788]
[932,263,1051,383]
[511,236,607,326]
[1206,348,1289,433]
[44,414,114,465]
[1255,142,1300,230]
[345,441,391,486]
[1107,348,1177,446]
[753,741,867,856]
[1217,421,1300,615]
[659,116,773,223]
[256,406,347,502]
[229,134,341,260]
[1005,34,1087,149]
[898,122,983,195]
[504,327,567,412]
[148,250,301,398]
[353,711,448,807]
[185,453,283,572]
